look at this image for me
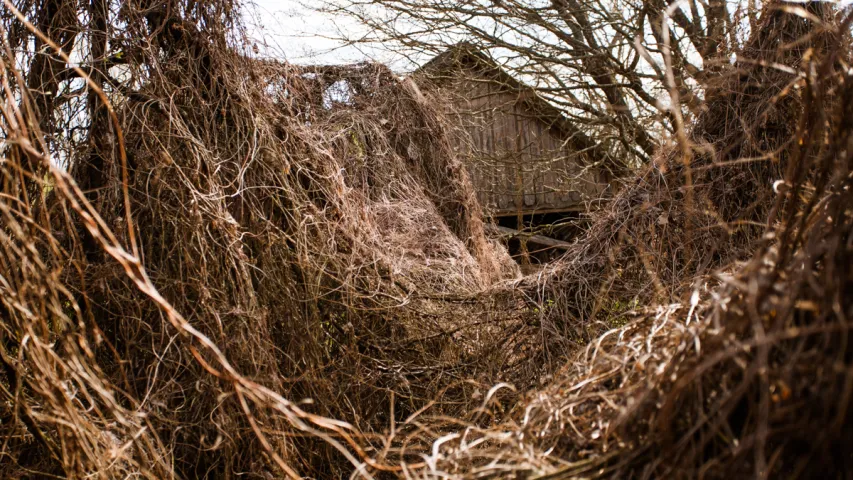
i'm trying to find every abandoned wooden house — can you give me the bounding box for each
[412,44,612,236]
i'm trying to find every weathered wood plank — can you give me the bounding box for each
[486,225,573,251]
[416,59,606,216]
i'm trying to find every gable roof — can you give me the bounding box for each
[414,43,611,170]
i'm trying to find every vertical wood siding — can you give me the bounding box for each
[440,77,605,216]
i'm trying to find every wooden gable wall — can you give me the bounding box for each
[438,76,605,216]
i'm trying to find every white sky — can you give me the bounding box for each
[244,0,398,66]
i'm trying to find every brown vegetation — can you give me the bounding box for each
[1,1,851,479]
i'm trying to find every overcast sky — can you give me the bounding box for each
[244,0,399,66]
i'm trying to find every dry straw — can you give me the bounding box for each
[0,1,851,479]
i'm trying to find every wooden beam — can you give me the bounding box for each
[489,205,586,217]
[486,225,573,251]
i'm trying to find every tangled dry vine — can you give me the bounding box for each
[1,0,851,478]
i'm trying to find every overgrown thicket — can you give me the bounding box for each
[0,1,521,477]
[410,4,853,478]
[1,0,851,479]
[517,2,839,354]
